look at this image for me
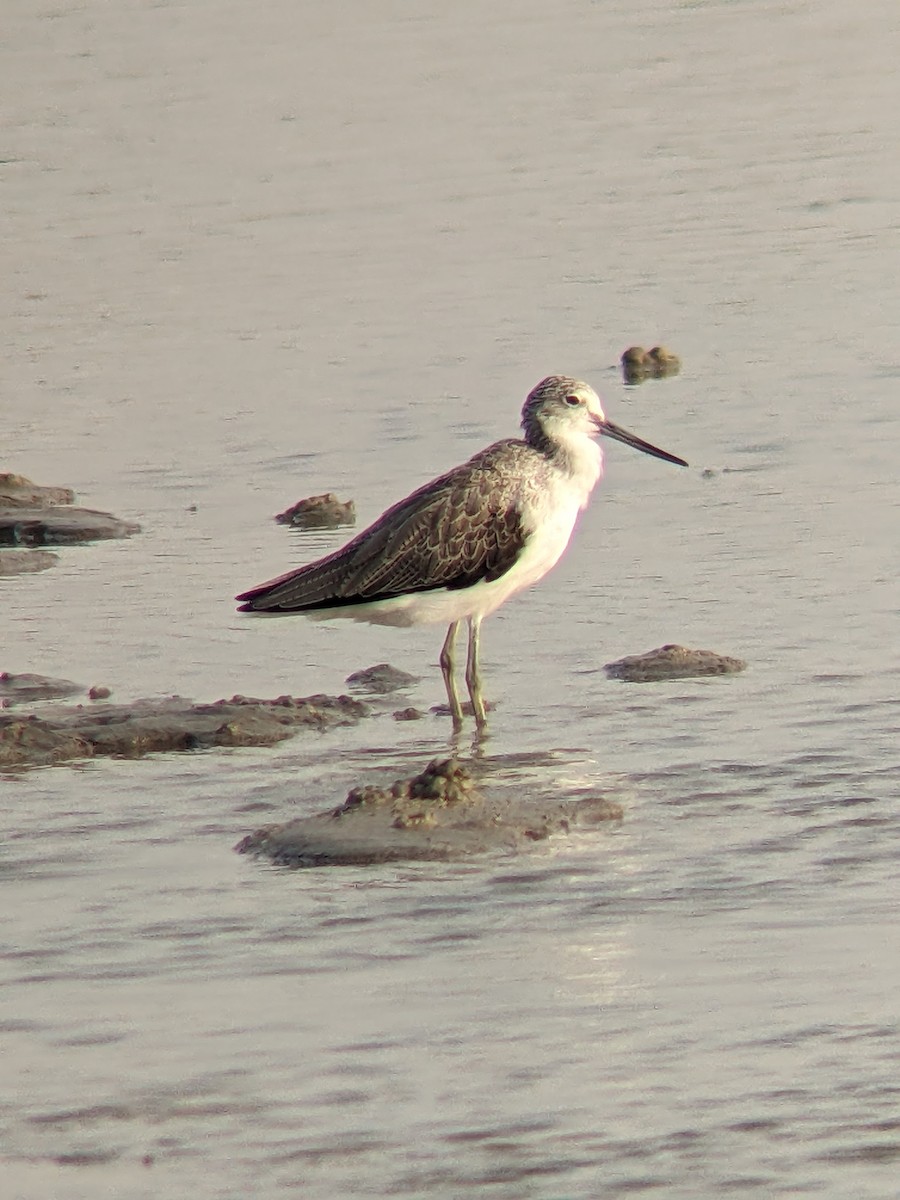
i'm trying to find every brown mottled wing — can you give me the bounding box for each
[236,441,529,612]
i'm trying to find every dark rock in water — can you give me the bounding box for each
[392,706,424,721]
[0,473,75,508]
[621,346,648,368]
[275,493,356,529]
[88,685,112,700]
[621,345,651,384]
[646,345,681,373]
[604,644,747,682]
[236,757,623,867]
[0,473,139,546]
[620,344,681,384]
[0,672,83,703]
[0,692,368,769]
[0,549,59,575]
[346,662,419,694]
[0,507,140,546]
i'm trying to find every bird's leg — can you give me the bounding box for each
[465,615,487,728]
[440,621,464,728]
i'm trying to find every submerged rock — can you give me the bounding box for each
[0,473,140,547]
[0,549,59,575]
[392,706,424,721]
[0,672,84,704]
[0,507,140,546]
[604,644,747,682]
[346,662,419,694]
[275,493,356,529]
[0,692,368,769]
[236,757,623,867]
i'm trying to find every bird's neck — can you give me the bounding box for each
[530,429,604,504]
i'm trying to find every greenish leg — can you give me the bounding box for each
[440,621,464,728]
[465,616,487,728]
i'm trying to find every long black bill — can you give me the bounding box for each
[598,419,688,467]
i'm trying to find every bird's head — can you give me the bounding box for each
[522,375,687,467]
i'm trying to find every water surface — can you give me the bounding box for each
[3,0,899,1196]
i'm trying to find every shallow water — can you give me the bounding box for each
[2,0,900,1196]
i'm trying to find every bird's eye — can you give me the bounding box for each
[564,394,581,407]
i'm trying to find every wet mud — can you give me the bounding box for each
[0,672,85,704]
[0,549,59,575]
[604,644,747,682]
[0,692,368,769]
[236,756,623,867]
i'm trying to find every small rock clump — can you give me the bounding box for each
[604,644,747,682]
[275,493,356,529]
[341,757,474,829]
[0,473,75,507]
[346,663,419,694]
[392,706,424,721]
[620,345,682,384]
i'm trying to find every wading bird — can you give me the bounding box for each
[236,375,687,728]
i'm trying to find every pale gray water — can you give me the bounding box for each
[2,0,900,1196]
